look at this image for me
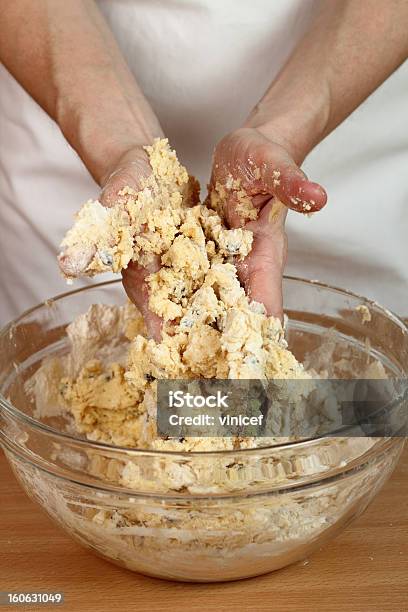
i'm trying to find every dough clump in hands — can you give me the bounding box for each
[57,139,307,448]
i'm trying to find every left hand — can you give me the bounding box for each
[208,127,327,320]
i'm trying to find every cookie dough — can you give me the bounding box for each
[56,139,309,447]
[54,301,314,449]
[356,303,372,323]
[207,175,258,222]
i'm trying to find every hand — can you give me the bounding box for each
[208,127,327,320]
[100,147,163,340]
[58,144,163,339]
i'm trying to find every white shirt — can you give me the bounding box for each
[0,0,407,326]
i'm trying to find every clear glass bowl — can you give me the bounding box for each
[0,278,406,582]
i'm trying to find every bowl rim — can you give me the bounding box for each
[1,276,407,457]
[2,435,401,500]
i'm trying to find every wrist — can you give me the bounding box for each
[245,86,330,165]
[57,96,163,185]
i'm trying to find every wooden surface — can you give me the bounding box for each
[1,447,407,612]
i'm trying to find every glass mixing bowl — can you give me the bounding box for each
[0,278,407,582]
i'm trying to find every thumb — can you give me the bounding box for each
[100,150,152,207]
[235,199,287,320]
[122,259,163,341]
[261,153,327,214]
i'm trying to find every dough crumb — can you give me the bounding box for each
[356,304,372,323]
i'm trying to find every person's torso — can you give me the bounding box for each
[0,0,406,323]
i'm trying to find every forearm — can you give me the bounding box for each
[247,0,408,164]
[0,0,162,184]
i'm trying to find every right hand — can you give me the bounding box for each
[100,147,163,340]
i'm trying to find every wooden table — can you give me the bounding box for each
[1,447,407,612]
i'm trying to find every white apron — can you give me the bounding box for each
[0,0,407,326]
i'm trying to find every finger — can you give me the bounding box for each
[210,130,327,222]
[253,140,327,214]
[58,244,96,278]
[100,157,152,208]
[267,163,327,214]
[235,200,287,320]
[122,258,162,341]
